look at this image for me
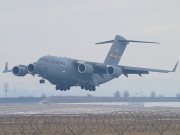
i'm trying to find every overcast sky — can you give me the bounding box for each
[0,0,179,97]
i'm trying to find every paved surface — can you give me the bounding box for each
[0,103,180,115]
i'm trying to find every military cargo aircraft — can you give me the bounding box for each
[3,35,178,91]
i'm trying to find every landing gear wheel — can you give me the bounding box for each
[81,85,85,89]
[55,86,59,90]
[92,86,96,91]
[67,85,70,90]
[63,85,66,91]
[60,86,63,91]
[39,79,45,84]
[54,84,71,91]
[85,86,88,90]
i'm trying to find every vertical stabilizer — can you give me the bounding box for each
[95,35,159,65]
[103,35,128,65]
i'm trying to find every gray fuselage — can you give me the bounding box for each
[35,56,114,86]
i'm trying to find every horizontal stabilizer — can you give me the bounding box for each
[96,39,159,44]
[96,40,114,44]
[118,40,159,44]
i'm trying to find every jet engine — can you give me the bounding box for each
[106,65,122,78]
[12,66,28,76]
[27,63,37,74]
[78,64,94,74]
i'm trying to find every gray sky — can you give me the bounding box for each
[0,0,179,97]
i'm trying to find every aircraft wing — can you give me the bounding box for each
[74,60,178,78]
[120,61,178,77]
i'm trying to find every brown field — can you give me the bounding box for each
[0,103,180,134]
[0,113,180,135]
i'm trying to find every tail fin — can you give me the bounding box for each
[96,35,128,65]
[96,35,159,65]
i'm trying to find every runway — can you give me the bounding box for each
[0,103,180,115]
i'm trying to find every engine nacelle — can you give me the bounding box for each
[106,65,122,78]
[12,66,28,76]
[27,63,37,74]
[78,64,94,74]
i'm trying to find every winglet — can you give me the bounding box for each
[171,61,178,72]
[3,62,12,73]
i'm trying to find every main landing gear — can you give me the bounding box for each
[39,79,45,84]
[81,85,96,91]
[55,85,70,91]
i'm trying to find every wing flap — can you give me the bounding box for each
[123,69,149,74]
[122,66,170,73]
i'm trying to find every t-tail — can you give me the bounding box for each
[96,35,159,65]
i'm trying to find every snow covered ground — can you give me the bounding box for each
[0,102,180,115]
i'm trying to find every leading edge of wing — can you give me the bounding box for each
[121,61,178,73]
